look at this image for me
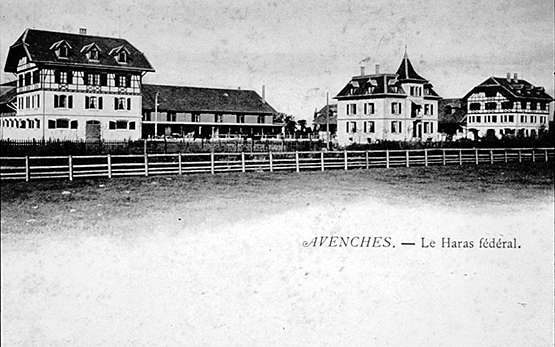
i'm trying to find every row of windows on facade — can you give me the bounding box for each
[467,115,548,124]
[53,44,128,64]
[347,85,431,96]
[143,112,267,124]
[18,94,132,110]
[346,102,434,116]
[345,120,434,134]
[2,118,136,130]
[18,70,137,88]
[469,101,548,111]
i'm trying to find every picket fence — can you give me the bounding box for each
[0,147,553,181]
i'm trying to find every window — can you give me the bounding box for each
[520,115,526,123]
[391,121,402,133]
[215,114,223,123]
[391,102,402,114]
[143,111,152,121]
[364,103,375,114]
[501,101,513,110]
[70,120,78,129]
[193,114,201,122]
[87,73,100,86]
[54,95,73,108]
[114,75,131,88]
[116,120,127,129]
[346,121,357,133]
[485,102,497,110]
[25,72,31,86]
[114,97,131,110]
[521,102,528,110]
[89,49,99,60]
[258,115,265,124]
[469,103,481,111]
[59,45,69,58]
[508,115,514,122]
[20,120,26,129]
[530,102,537,110]
[56,119,69,128]
[117,51,127,63]
[19,75,23,88]
[85,96,103,109]
[410,86,422,97]
[48,120,56,129]
[365,121,375,133]
[167,112,176,122]
[36,119,40,128]
[236,114,244,123]
[28,119,34,129]
[109,121,116,130]
[129,122,136,130]
[346,104,357,115]
[491,115,497,123]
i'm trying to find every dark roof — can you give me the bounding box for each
[463,77,553,101]
[0,85,16,104]
[439,98,466,124]
[335,74,406,99]
[313,104,337,125]
[142,84,277,114]
[395,52,426,82]
[5,29,154,73]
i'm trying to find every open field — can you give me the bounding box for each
[1,162,554,346]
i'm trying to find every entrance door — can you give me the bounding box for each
[86,120,101,141]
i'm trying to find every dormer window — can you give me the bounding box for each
[81,43,102,62]
[50,40,72,59]
[118,51,127,63]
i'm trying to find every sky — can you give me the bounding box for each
[0,0,553,120]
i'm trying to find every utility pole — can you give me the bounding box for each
[326,92,330,150]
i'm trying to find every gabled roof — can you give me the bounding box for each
[312,104,337,125]
[439,98,466,124]
[142,84,277,114]
[463,77,553,101]
[4,29,154,73]
[395,51,427,82]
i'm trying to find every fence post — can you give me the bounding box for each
[459,149,462,165]
[68,156,73,181]
[178,153,182,175]
[424,149,428,167]
[210,151,215,174]
[504,150,507,163]
[107,154,112,178]
[344,150,348,170]
[490,150,493,164]
[25,156,30,182]
[518,150,522,163]
[144,153,149,176]
[365,150,369,169]
[442,149,446,166]
[545,149,548,162]
[321,151,325,171]
[406,150,410,168]
[269,151,273,172]
[386,150,390,168]
[475,149,479,165]
[531,149,535,162]
[241,152,246,172]
[295,151,300,172]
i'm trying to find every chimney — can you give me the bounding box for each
[360,66,365,76]
[79,28,87,35]
[375,63,380,74]
[238,86,241,90]
[506,72,511,82]
[262,85,266,102]
[513,73,518,83]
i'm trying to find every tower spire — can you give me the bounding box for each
[404,45,409,79]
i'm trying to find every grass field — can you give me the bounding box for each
[1,162,554,346]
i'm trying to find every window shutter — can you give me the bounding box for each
[127,98,131,110]
[125,75,131,87]
[99,97,103,109]
[68,96,73,109]
[114,97,118,110]
[114,75,120,87]
[364,122,367,133]
[83,72,89,85]
[85,96,89,109]
[54,95,59,108]
[346,122,349,133]
[54,71,60,84]
[67,71,73,84]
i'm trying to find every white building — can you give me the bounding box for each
[335,51,441,145]
[1,28,154,141]
[463,74,552,138]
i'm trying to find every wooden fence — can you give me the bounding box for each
[1,148,553,181]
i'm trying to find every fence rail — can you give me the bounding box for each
[1,148,553,181]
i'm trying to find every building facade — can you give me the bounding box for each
[335,52,441,145]
[312,104,337,141]
[463,74,552,138]
[2,28,154,141]
[141,84,282,139]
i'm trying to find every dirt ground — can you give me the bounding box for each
[1,163,554,346]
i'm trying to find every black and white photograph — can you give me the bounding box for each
[1,0,554,345]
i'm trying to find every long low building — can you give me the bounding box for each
[141,84,282,139]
